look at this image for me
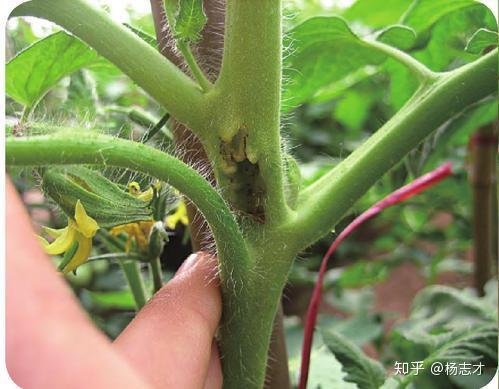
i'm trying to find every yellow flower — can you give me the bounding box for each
[110,221,154,252]
[109,181,158,252]
[38,200,99,273]
[128,181,160,202]
[165,200,189,230]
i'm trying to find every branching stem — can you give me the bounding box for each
[288,48,498,251]
[369,39,437,82]
[213,0,288,224]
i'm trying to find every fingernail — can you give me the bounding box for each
[176,253,200,275]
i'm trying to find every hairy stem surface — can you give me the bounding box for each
[208,0,288,224]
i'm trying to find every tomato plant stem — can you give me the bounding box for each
[149,256,163,294]
[213,0,288,224]
[119,259,147,310]
[369,40,437,82]
[290,48,498,252]
[6,2,498,387]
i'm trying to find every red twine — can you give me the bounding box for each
[298,162,453,389]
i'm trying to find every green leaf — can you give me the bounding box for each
[399,323,499,389]
[65,70,99,118]
[6,31,99,108]
[344,0,413,28]
[124,23,158,48]
[401,0,486,36]
[283,16,386,110]
[321,327,386,389]
[385,5,497,109]
[336,258,391,288]
[283,15,428,110]
[402,206,428,232]
[413,5,497,71]
[311,66,379,104]
[377,25,417,50]
[391,285,497,362]
[423,98,498,169]
[174,0,207,43]
[285,320,357,389]
[308,347,358,389]
[379,376,403,389]
[334,90,375,131]
[320,314,384,347]
[428,323,498,363]
[465,28,499,54]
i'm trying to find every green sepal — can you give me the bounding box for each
[57,240,79,272]
[148,221,169,260]
[152,184,169,221]
[42,166,153,228]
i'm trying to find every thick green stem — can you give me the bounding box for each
[6,132,251,290]
[119,259,147,310]
[218,242,295,389]
[11,0,208,133]
[210,0,288,224]
[287,49,498,251]
[203,2,295,386]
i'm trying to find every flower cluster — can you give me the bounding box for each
[38,177,189,273]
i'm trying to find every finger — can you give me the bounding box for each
[204,342,223,389]
[114,252,222,389]
[6,179,150,389]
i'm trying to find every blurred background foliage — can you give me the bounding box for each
[6,0,498,387]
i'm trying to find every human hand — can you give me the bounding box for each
[6,179,222,389]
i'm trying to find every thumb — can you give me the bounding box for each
[113,252,222,389]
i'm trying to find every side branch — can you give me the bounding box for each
[6,132,251,283]
[286,49,498,251]
[368,40,437,83]
[11,0,207,133]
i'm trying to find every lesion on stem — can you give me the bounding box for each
[207,0,290,226]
